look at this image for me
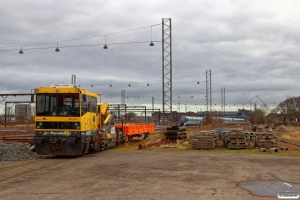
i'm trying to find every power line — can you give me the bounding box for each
[173,74,199,80]
[0,41,161,52]
[77,76,200,84]
[0,23,162,49]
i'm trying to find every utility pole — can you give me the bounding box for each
[206,70,212,113]
[162,18,172,124]
[121,90,125,119]
[221,87,225,116]
[121,90,125,105]
[71,74,76,85]
[152,97,154,113]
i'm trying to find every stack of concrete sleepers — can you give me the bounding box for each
[244,132,255,142]
[215,128,231,139]
[254,132,278,149]
[190,130,216,150]
[164,125,187,142]
[222,130,250,149]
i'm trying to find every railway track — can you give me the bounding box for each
[0,130,34,137]
[277,138,300,150]
[0,158,72,185]
[0,136,33,144]
[0,130,34,144]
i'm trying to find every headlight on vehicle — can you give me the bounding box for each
[36,122,43,129]
[74,123,80,129]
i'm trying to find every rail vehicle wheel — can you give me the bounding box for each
[143,133,149,140]
[117,132,122,145]
[121,132,127,144]
[83,142,87,154]
[81,141,90,154]
[97,133,104,150]
[89,142,95,153]
[80,142,86,154]
[115,130,121,145]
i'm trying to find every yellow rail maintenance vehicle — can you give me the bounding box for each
[33,84,117,156]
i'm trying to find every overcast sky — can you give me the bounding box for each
[1,0,300,113]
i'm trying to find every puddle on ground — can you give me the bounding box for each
[238,180,300,197]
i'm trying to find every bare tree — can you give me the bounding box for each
[124,112,137,123]
[250,109,266,125]
[293,96,300,122]
[5,106,15,126]
[272,96,300,125]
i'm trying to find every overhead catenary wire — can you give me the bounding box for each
[0,23,162,49]
[78,78,200,87]
[78,76,207,105]
[0,41,161,52]
[79,73,204,87]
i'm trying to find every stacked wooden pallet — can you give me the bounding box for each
[190,130,216,150]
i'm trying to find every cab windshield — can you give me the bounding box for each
[36,93,80,117]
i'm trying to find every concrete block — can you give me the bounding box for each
[260,148,267,152]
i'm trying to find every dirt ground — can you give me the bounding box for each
[0,150,300,200]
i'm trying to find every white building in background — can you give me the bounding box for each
[15,104,32,119]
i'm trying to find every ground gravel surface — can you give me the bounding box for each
[0,151,299,200]
[0,141,42,161]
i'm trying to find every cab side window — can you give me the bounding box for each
[87,95,91,112]
[81,94,87,115]
[91,97,96,112]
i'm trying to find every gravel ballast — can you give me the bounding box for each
[0,141,42,161]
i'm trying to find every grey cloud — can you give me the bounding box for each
[1,0,300,112]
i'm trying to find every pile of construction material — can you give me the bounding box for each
[220,124,278,151]
[0,141,42,161]
[164,126,187,142]
[189,130,216,150]
[221,129,252,149]
[254,132,278,149]
[254,124,278,151]
[215,128,231,139]
[184,125,280,151]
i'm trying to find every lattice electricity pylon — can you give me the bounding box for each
[244,95,271,114]
[221,87,225,116]
[71,74,76,85]
[206,70,212,112]
[120,90,125,119]
[152,97,154,113]
[162,18,172,121]
[121,90,125,105]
